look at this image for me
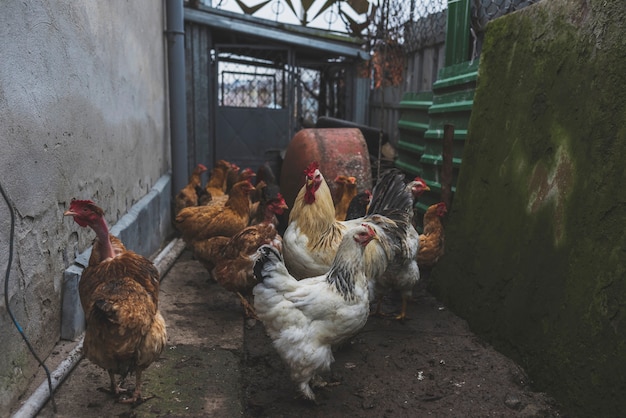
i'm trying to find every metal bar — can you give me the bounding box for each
[165,0,189,198]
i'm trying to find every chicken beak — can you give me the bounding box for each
[63,210,76,217]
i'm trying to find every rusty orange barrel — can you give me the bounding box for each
[279,128,372,212]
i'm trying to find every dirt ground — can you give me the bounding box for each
[17,249,565,417]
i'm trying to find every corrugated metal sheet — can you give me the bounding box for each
[445,0,471,66]
[396,91,433,177]
[419,60,478,211]
[395,60,479,216]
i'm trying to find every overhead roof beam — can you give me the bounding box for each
[184,7,370,60]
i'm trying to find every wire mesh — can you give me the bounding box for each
[216,47,349,126]
[217,48,288,108]
[295,67,321,124]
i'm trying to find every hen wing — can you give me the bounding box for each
[417,227,444,268]
[176,205,248,242]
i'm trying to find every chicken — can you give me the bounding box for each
[334,175,357,221]
[282,162,414,281]
[200,159,232,204]
[63,199,166,404]
[359,176,420,320]
[249,183,283,226]
[331,174,350,204]
[191,195,288,317]
[227,166,256,194]
[209,168,257,207]
[282,163,419,320]
[252,223,379,401]
[252,162,278,204]
[255,161,277,188]
[406,176,430,200]
[406,176,430,229]
[193,224,277,318]
[194,184,211,205]
[345,190,372,221]
[175,180,256,244]
[225,162,240,194]
[192,193,287,271]
[368,220,420,320]
[174,163,208,215]
[417,202,447,270]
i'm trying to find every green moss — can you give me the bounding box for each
[132,344,243,417]
[430,0,626,415]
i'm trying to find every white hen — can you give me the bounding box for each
[252,223,379,401]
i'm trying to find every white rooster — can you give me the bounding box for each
[252,223,380,401]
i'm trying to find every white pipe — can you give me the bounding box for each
[11,238,186,418]
[153,238,187,277]
[12,339,84,418]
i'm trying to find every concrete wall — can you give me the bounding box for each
[0,1,170,413]
[429,0,626,415]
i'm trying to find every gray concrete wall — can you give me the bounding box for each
[0,1,171,413]
[429,0,626,415]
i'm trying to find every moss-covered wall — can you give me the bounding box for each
[429,0,626,415]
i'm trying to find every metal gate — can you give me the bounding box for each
[214,45,294,173]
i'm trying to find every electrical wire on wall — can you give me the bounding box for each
[0,181,57,413]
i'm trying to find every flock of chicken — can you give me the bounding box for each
[63,158,447,405]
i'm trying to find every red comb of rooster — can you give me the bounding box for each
[304,161,319,177]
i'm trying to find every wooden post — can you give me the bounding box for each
[441,124,454,209]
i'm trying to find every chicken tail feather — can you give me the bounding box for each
[367,169,413,221]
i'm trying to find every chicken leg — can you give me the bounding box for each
[237,292,258,319]
[105,369,146,404]
[394,296,409,321]
[372,295,409,321]
[118,370,144,404]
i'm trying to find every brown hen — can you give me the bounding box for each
[209,167,257,207]
[175,180,256,244]
[334,175,357,221]
[200,159,232,204]
[417,202,447,269]
[191,195,287,317]
[64,199,166,404]
[174,163,207,215]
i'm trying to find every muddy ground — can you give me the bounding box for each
[17,249,565,417]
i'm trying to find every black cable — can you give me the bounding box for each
[1,181,57,413]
